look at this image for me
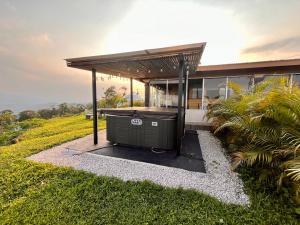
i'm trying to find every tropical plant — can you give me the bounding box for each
[207,77,300,205]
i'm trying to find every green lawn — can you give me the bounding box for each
[0,115,298,224]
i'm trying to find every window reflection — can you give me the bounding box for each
[254,74,289,84]
[228,76,253,96]
[150,80,179,108]
[203,78,226,109]
[293,74,300,87]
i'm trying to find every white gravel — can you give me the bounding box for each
[28,130,249,205]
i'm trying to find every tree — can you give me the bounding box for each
[0,109,13,115]
[99,86,127,108]
[0,111,16,130]
[37,109,55,119]
[104,86,117,99]
[18,110,39,121]
[119,86,127,97]
[57,103,69,116]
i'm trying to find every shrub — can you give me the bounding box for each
[207,77,300,206]
[19,110,39,121]
[0,110,16,127]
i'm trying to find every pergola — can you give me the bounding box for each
[65,43,206,149]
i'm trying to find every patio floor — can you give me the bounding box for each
[66,130,205,172]
[28,130,249,205]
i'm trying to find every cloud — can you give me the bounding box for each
[242,36,300,54]
[4,1,16,12]
[0,45,8,53]
[23,33,53,47]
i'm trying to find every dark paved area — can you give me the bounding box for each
[90,129,205,172]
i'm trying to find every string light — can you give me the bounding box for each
[148,69,151,73]
[160,68,163,72]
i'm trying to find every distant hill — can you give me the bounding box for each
[0,103,58,114]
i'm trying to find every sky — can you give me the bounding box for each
[1,0,300,111]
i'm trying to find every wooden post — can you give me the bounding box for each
[183,67,188,134]
[177,59,184,155]
[92,68,98,145]
[185,69,189,109]
[130,78,133,107]
[145,82,150,107]
[166,80,169,108]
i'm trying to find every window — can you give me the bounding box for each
[149,79,179,108]
[203,78,227,109]
[228,76,253,97]
[191,88,202,99]
[188,79,203,109]
[292,74,300,87]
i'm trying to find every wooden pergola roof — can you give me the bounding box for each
[195,58,300,77]
[65,43,206,81]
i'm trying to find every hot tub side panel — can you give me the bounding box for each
[106,115,176,150]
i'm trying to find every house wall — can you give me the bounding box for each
[147,74,300,124]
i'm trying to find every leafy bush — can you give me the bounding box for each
[207,77,300,206]
[0,110,16,127]
[19,110,40,121]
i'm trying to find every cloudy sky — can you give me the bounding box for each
[1,0,300,111]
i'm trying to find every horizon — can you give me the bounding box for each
[1,0,300,112]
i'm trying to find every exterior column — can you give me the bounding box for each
[201,78,205,110]
[145,82,150,107]
[289,74,294,92]
[177,59,184,155]
[184,68,188,110]
[92,68,98,145]
[183,66,187,135]
[225,77,229,99]
[130,78,133,107]
[166,80,169,108]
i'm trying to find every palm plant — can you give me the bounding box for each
[207,77,300,204]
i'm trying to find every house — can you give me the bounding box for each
[65,43,300,145]
[150,58,300,127]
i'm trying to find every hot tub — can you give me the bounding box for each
[99,107,177,150]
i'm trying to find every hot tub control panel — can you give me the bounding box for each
[151,122,158,126]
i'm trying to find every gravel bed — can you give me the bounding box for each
[28,130,249,205]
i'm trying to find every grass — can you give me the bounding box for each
[0,118,45,146]
[0,115,298,224]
